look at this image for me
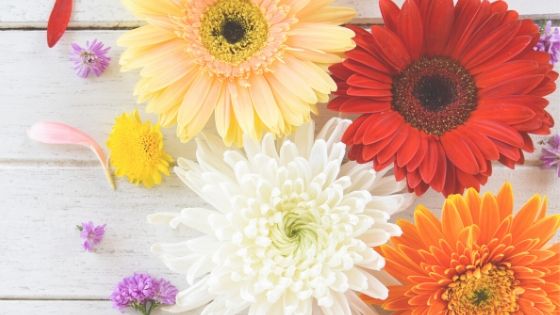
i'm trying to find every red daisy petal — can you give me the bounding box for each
[406,134,429,173]
[442,162,458,196]
[469,35,533,75]
[430,142,448,192]
[345,49,394,76]
[494,140,522,162]
[444,0,480,55]
[397,0,424,59]
[450,0,492,60]
[342,59,393,84]
[347,74,393,90]
[328,97,391,114]
[397,127,421,167]
[480,74,544,98]
[379,0,401,33]
[472,120,524,147]
[422,0,455,56]
[363,112,404,145]
[460,126,500,160]
[475,60,540,89]
[378,124,409,164]
[462,20,522,69]
[371,26,411,72]
[419,138,439,183]
[474,101,536,124]
[440,131,479,174]
[347,86,394,97]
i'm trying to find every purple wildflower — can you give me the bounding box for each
[541,134,560,177]
[535,21,560,65]
[70,39,111,78]
[111,273,178,315]
[154,278,178,305]
[77,221,105,252]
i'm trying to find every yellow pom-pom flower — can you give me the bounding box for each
[107,110,173,188]
[118,0,356,146]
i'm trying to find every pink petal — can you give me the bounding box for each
[27,121,115,189]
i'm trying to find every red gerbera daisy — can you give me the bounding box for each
[329,0,557,196]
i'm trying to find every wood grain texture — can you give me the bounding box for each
[0,0,559,312]
[0,300,195,315]
[1,0,559,27]
[1,31,558,164]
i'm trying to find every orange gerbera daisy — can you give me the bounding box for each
[367,182,560,314]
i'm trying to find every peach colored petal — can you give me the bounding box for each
[27,122,115,190]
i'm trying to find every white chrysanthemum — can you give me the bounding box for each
[148,118,413,314]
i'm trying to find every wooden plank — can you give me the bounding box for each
[1,30,558,163]
[0,165,557,298]
[0,0,558,28]
[0,165,197,299]
[0,300,196,315]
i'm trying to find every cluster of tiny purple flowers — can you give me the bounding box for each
[110,273,178,315]
[535,20,560,65]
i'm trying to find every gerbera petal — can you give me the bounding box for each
[230,82,257,139]
[423,0,455,56]
[250,75,284,133]
[397,127,420,168]
[418,138,438,183]
[379,0,400,33]
[179,80,223,142]
[441,131,479,174]
[177,72,212,127]
[371,26,411,72]
[363,113,403,145]
[441,200,464,245]
[288,23,355,53]
[397,0,423,59]
[272,62,318,104]
[469,35,534,75]
[472,120,524,147]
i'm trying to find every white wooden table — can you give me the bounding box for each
[1,1,558,314]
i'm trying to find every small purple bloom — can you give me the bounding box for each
[78,221,105,252]
[541,134,560,177]
[125,273,157,303]
[535,21,560,65]
[111,273,178,314]
[154,278,178,305]
[70,39,111,78]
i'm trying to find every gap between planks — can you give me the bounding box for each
[0,298,107,301]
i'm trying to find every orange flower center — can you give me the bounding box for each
[442,263,524,315]
[391,57,477,136]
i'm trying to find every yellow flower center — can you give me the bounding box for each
[442,264,525,315]
[138,133,159,163]
[200,0,268,64]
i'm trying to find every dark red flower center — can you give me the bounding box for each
[392,57,477,135]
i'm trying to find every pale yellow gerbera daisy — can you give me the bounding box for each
[118,0,356,146]
[107,110,173,188]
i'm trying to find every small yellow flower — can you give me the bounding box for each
[107,110,173,188]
